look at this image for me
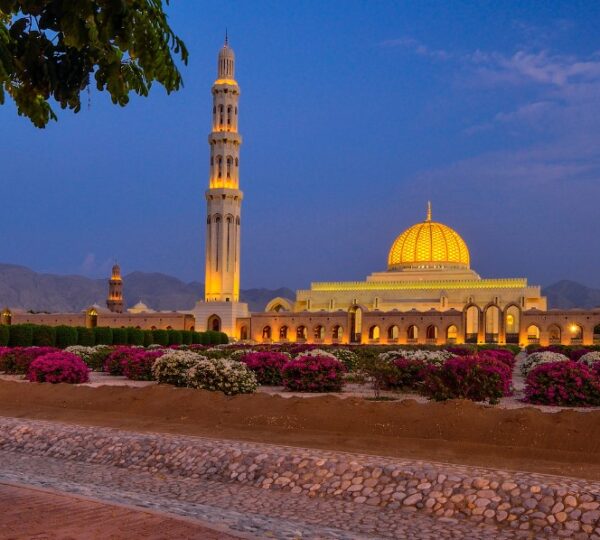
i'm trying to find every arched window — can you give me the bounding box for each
[446,325,458,342]
[548,324,561,342]
[262,326,272,341]
[526,325,540,342]
[208,315,221,332]
[387,325,399,341]
[235,157,239,167]
[368,325,380,341]
[484,305,501,344]
[279,325,288,340]
[240,325,248,341]
[296,325,307,341]
[219,104,224,124]
[465,306,479,343]
[226,156,232,178]
[217,156,223,178]
[332,325,343,341]
[407,325,418,341]
[314,325,325,340]
[426,325,438,340]
[569,323,583,341]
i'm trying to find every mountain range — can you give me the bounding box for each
[0,263,598,313]
[0,263,294,313]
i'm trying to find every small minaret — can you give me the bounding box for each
[205,35,243,302]
[107,264,124,313]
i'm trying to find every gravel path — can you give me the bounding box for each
[0,450,547,540]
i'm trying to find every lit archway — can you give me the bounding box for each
[1,308,12,326]
[262,326,272,341]
[240,325,248,341]
[296,325,307,341]
[314,325,325,340]
[332,325,343,341]
[349,306,362,343]
[465,306,479,343]
[569,323,583,342]
[407,325,418,341]
[426,325,438,340]
[446,325,458,342]
[368,325,380,341]
[484,305,501,343]
[207,314,221,332]
[504,305,520,344]
[548,324,561,343]
[387,325,399,341]
[526,324,540,342]
[279,325,288,341]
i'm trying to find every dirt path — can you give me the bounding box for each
[0,380,599,481]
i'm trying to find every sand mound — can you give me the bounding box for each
[1,381,599,479]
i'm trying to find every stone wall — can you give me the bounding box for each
[0,417,598,536]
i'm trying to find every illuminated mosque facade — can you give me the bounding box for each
[194,39,600,347]
[2,40,600,346]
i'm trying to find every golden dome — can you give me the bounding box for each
[388,203,470,270]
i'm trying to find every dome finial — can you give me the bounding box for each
[225,28,228,46]
[426,201,432,221]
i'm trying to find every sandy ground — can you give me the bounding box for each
[0,380,599,481]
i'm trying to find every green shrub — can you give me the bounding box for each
[143,330,154,347]
[167,329,182,345]
[198,331,210,345]
[94,326,113,345]
[9,324,34,347]
[0,325,8,346]
[55,325,77,348]
[181,330,193,345]
[218,332,229,344]
[153,329,169,346]
[76,326,95,346]
[112,327,128,345]
[191,331,203,344]
[205,331,220,345]
[32,325,56,347]
[127,327,144,346]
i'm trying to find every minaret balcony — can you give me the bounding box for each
[208,131,242,144]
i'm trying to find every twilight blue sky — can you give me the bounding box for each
[2,1,600,289]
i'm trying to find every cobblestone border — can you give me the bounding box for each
[0,417,598,536]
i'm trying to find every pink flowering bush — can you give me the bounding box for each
[240,352,288,385]
[524,361,600,406]
[477,349,516,368]
[103,347,141,376]
[421,355,512,404]
[121,350,165,381]
[0,347,58,374]
[281,355,346,392]
[27,352,89,384]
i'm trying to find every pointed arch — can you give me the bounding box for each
[265,297,293,313]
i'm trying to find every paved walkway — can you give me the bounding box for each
[0,482,242,539]
[0,450,547,540]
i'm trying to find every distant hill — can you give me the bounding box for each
[0,263,294,313]
[1,263,597,313]
[542,280,600,310]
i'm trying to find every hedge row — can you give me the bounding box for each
[0,324,228,348]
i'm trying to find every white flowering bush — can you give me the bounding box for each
[228,348,256,361]
[186,358,257,395]
[330,349,358,371]
[152,350,204,386]
[379,349,455,365]
[299,349,338,360]
[578,351,600,367]
[520,351,569,376]
[203,347,231,359]
[65,345,112,371]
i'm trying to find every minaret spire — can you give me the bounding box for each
[225,29,228,45]
[426,201,432,221]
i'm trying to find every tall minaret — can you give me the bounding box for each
[204,35,243,303]
[107,264,124,313]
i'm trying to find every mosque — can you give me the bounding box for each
[2,39,600,347]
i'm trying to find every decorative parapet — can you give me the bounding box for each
[302,278,529,293]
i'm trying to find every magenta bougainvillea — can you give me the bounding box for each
[27,352,89,384]
[477,349,516,368]
[524,361,600,406]
[0,346,58,374]
[121,350,165,381]
[421,355,512,404]
[281,355,346,392]
[240,351,289,385]
[103,347,139,376]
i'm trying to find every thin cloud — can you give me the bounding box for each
[380,37,452,60]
